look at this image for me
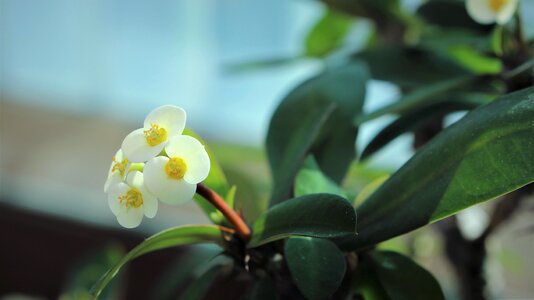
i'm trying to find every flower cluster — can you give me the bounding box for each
[104,105,210,228]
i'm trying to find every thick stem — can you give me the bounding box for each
[196,183,251,242]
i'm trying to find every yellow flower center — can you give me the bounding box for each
[489,0,507,12]
[165,157,187,180]
[118,188,143,208]
[111,156,128,176]
[144,124,168,146]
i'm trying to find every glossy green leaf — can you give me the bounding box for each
[91,225,225,299]
[180,265,226,300]
[285,237,347,300]
[354,47,470,88]
[361,95,492,159]
[305,10,353,57]
[354,75,476,125]
[353,175,389,207]
[353,251,444,300]
[294,156,345,198]
[184,129,229,224]
[341,87,534,250]
[249,193,357,247]
[267,62,368,205]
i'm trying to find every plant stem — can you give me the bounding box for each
[196,183,251,242]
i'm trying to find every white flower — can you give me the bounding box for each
[144,135,210,205]
[466,0,519,25]
[122,105,186,163]
[104,149,129,193]
[107,171,158,228]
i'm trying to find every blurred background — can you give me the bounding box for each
[0,0,532,299]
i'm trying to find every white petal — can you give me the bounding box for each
[126,170,143,187]
[125,171,158,218]
[144,156,197,205]
[165,135,210,184]
[115,149,125,162]
[116,208,144,228]
[466,0,496,24]
[144,105,186,137]
[104,149,125,192]
[142,191,158,218]
[122,128,165,163]
[495,0,518,24]
[107,182,130,216]
[104,172,122,193]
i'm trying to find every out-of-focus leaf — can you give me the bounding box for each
[226,185,237,209]
[180,265,226,300]
[419,29,492,53]
[447,46,502,74]
[353,251,444,300]
[241,276,279,300]
[91,225,225,299]
[340,87,534,250]
[354,75,477,125]
[184,129,229,224]
[59,245,124,300]
[249,193,357,247]
[267,62,368,205]
[361,94,493,159]
[285,237,347,300]
[354,47,470,88]
[322,0,402,21]
[223,56,301,74]
[305,10,353,57]
[294,156,345,198]
[149,245,223,300]
[417,0,492,33]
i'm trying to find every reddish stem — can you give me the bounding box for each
[196,183,251,242]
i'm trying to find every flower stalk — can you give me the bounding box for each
[196,183,251,242]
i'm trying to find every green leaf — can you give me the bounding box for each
[183,129,229,224]
[353,251,444,300]
[341,87,534,250]
[351,253,389,300]
[180,265,226,300]
[446,45,503,74]
[370,251,444,300]
[354,47,470,88]
[361,95,492,159]
[267,62,368,205]
[353,175,389,207]
[148,245,223,300]
[249,193,357,247]
[294,156,346,198]
[354,75,477,125]
[241,277,279,300]
[305,10,353,57]
[285,237,347,300]
[60,245,124,300]
[91,225,225,299]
